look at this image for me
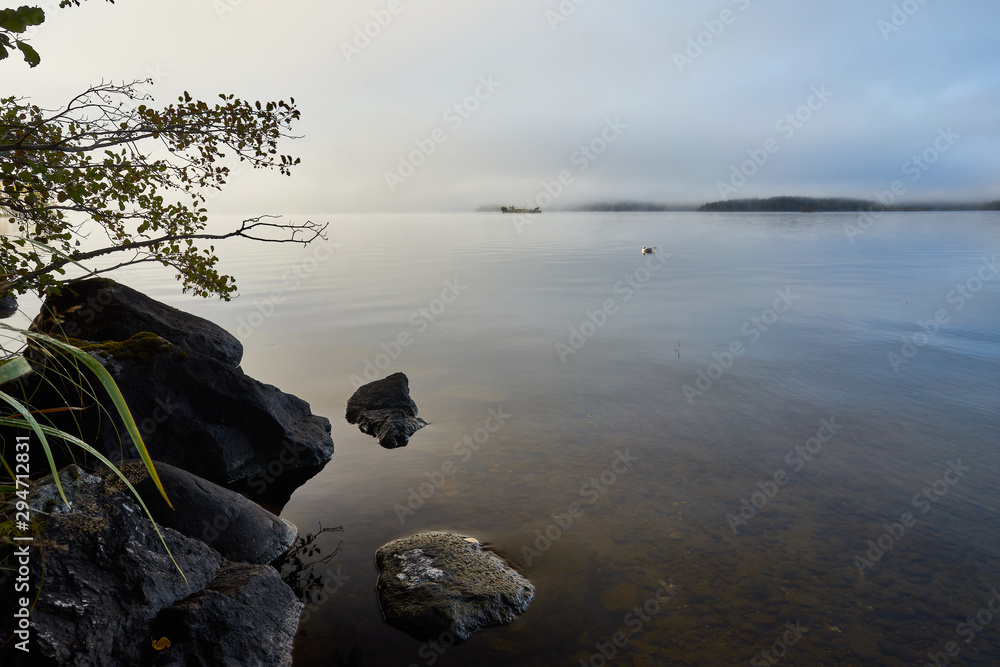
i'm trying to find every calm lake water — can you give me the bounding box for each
[33,211,1000,665]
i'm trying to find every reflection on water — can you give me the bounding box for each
[114,212,999,665]
[276,523,344,606]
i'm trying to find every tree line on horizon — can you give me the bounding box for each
[478,197,999,213]
[699,196,1000,213]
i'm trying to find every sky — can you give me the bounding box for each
[5,0,999,213]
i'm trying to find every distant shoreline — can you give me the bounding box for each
[477,197,1000,213]
[698,196,1000,213]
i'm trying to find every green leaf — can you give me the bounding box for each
[0,7,44,32]
[20,7,45,26]
[17,40,39,67]
[0,355,32,384]
[0,9,28,33]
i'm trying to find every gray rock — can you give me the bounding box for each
[0,465,303,667]
[0,466,223,666]
[126,460,297,564]
[32,277,243,367]
[375,531,534,642]
[346,372,427,448]
[152,562,302,667]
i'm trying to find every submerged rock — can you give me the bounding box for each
[125,460,297,564]
[375,531,534,641]
[346,372,427,448]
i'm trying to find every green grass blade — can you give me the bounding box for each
[0,389,68,508]
[21,331,174,510]
[0,416,188,587]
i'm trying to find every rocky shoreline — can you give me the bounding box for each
[0,278,532,665]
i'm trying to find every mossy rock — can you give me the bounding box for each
[77,331,188,364]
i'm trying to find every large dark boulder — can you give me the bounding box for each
[0,465,303,667]
[3,279,334,486]
[32,278,243,367]
[152,562,301,667]
[89,332,333,485]
[126,460,296,564]
[346,372,427,448]
[375,532,534,642]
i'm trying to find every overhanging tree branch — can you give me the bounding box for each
[0,217,328,296]
[1,79,318,300]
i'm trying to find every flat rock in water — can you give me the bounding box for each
[375,531,534,641]
[346,372,427,448]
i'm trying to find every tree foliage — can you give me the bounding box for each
[1,2,325,300]
[0,5,45,67]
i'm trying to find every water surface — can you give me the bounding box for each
[100,212,1000,665]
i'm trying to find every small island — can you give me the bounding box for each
[500,206,541,213]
